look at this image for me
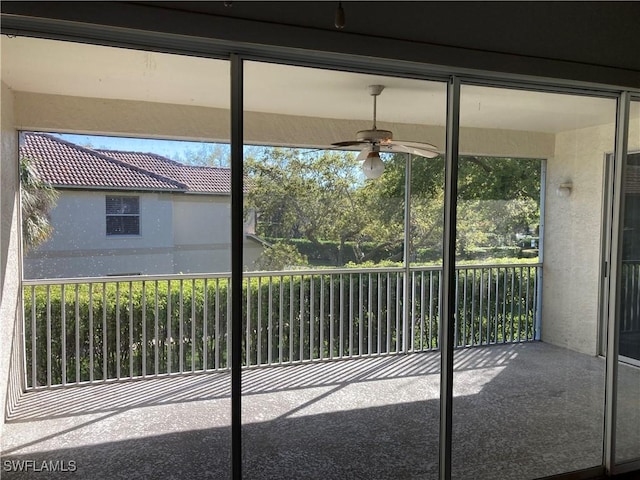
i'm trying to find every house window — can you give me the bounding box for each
[106,196,140,235]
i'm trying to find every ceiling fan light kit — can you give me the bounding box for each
[331,85,439,179]
[362,150,385,179]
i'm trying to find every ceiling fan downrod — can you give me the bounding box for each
[355,85,392,143]
[369,85,384,131]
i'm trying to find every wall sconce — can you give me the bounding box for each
[557,181,573,198]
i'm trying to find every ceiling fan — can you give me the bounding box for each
[332,85,439,179]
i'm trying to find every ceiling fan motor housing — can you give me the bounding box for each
[356,129,393,143]
[368,85,385,96]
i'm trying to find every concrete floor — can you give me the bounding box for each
[1,342,639,479]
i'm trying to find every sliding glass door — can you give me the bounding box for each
[615,98,640,466]
[453,84,617,479]
[241,60,447,478]
[8,36,232,478]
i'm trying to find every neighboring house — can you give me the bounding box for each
[20,132,266,279]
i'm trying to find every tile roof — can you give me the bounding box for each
[97,150,231,193]
[20,133,232,194]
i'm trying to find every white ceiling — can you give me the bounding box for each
[1,36,618,135]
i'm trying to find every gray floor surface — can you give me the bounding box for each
[1,342,639,479]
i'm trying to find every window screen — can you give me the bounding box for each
[106,196,140,235]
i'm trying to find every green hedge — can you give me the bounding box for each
[266,238,537,266]
[266,238,401,266]
[24,280,228,387]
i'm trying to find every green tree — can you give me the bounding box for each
[362,153,541,259]
[360,153,445,262]
[242,146,541,266]
[175,143,230,167]
[245,148,371,264]
[455,156,540,256]
[20,156,59,253]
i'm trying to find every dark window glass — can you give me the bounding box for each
[106,196,139,215]
[106,196,140,235]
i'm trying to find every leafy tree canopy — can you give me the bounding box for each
[244,147,373,264]
[183,143,541,266]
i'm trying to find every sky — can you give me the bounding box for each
[53,133,360,168]
[56,133,219,162]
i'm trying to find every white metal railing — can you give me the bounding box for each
[22,263,541,389]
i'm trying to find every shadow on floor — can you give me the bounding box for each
[7,343,521,422]
[1,388,607,480]
[2,343,622,480]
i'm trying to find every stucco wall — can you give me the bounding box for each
[0,81,21,425]
[459,126,555,158]
[542,121,617,355]
[14,92,231,143]
[172,194,230,273]
[173,195,230,245]
[155,194,262,272]
[171,194,264,272]
[23,190,262,277]
[24,191,175,278]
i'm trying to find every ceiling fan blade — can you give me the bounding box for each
[382,143,440,158]
[332,140,369,148]
[393,140,439,151]
[356,146,372,162]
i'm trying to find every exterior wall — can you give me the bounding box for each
[173,195,230,246]
[24,190,264,277]
[14,92,230,143]
[542,114,640,356]
[172,194,230,273]
[24,191,175,278]
[459,126,555,158]
[542,121,616,355]
[171,194,262,272]
[0,81,22,425]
